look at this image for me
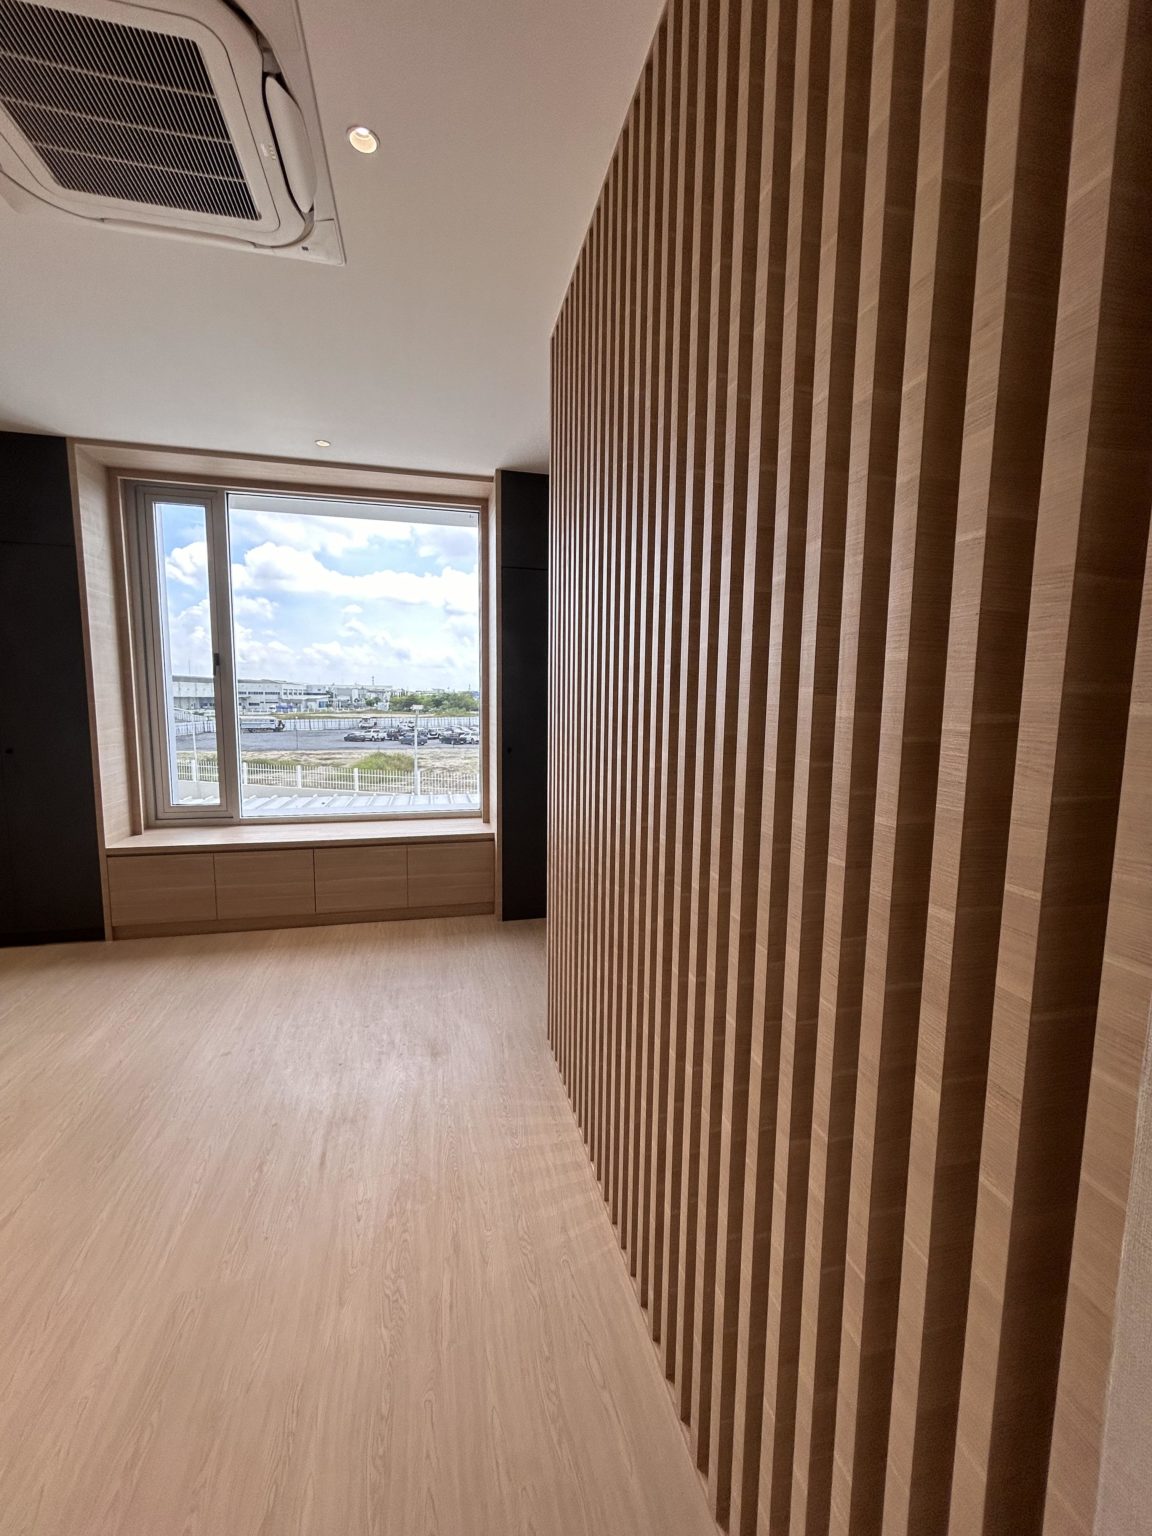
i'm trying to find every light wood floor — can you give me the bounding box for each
[0,917,716,1536]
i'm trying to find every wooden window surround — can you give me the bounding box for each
[69,442,500,938]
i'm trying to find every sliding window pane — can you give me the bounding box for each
[156,500,220,807]
[226,493,481,819]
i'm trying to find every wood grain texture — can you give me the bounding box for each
[107,820,492,852]
[69,448,140,855]
[213,850,316,921]
[314,846,408,914]
[106,836,496,936]
[107,852,217,926]
[1044,496,1152,1536]
[882,1,1079,1527]
[0,919,718,1536]
[789,2,926,1527]
[110,903,493,940]
[70,443,493,851]
[407,841,496,909]
[548,1,1152,1531]
[949,0,1152,1525]
[75,439,492,503]
[828,0,993,1527]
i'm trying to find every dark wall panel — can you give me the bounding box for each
[0,431,104,945]
[496,469,548,921]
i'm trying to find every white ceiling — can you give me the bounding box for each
[0,0,663,475]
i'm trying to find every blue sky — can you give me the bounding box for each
[160,499,480,690]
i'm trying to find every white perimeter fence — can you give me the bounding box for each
[175,756,479,798]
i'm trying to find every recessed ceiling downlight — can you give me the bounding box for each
[347,125,379,154]
[314,438,331,448]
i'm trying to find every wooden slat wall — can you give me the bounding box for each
[547,1,1152,1533]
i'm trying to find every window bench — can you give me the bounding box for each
[104,821,495,938]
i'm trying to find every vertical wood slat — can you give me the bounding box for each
[1044,538,1152,1536]
[690,0,768,1503]
[829,0,993,1523]
[547,1,1152,1532]
[721,0,801,1526]
[684,1,735,1439]
[674,0,723,1423]
[636,12,674,1314]
[698,0,775,1516]
[648,0,694,1356]
[606,108,637,1232]
[641,0,682,1346]
[659,0,707,1385]
[753,0,875,1528]
[749,0,839,1519]
[950,0,1152,1524]
[882,0,1081,1527]
[789,0,927,1528]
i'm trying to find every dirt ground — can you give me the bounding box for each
[242,746,481,774]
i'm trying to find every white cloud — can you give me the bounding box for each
[233,595,277,622]
[166,539,208,587]
[232,624,297,676]
[230,510,413,557]
[166,596,212,674]
[231,543,479,614]
[161,517,480,689]
[416,527,479,566]
[296,632,475,687]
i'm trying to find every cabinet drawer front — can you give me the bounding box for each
[108,853,217,926]
[315,847,408,913]
[407,840,495,908]
[213,851,315,919]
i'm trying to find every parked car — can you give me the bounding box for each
[344,729,382,742]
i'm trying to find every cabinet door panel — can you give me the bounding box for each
[108,854,216,926]
[315,846,407,913]
[407,841,494,908]
[214,851,315,919]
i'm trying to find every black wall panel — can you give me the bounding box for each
[0,432,104,944]
[496,470,548,921]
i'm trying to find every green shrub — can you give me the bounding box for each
[356,751,413,773]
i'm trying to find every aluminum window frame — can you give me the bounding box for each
[131,482,239,824]
[127,478,485,828]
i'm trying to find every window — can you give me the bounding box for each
[130,483,483,824]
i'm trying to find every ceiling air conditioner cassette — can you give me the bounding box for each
[0,0,344,261]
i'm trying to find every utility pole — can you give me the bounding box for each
[411,703,424,800]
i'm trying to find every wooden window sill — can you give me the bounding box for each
[106,818,493,856]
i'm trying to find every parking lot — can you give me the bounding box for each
[176,721,480,754]
[171,715,483,814]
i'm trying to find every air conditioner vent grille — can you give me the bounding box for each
[0,0,259,220]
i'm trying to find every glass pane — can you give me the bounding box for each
[156,501,220,807]
[227,494,481,819]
